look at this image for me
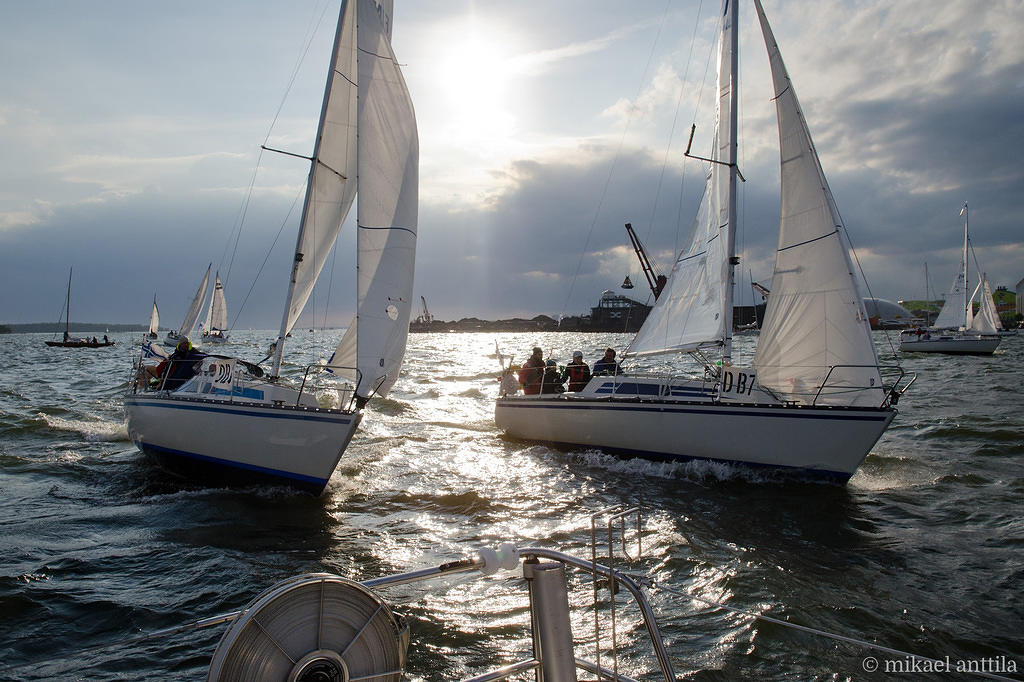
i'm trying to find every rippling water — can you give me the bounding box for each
[1,330,1021,680]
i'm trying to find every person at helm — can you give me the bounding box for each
[141,337,205,390]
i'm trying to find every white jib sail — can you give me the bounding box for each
[751,0,883,408]
[280,0,358,343]
[328,0,418,401]
[178,264,211,337]
[148,298,159,335]
[210,275,228,332]
[628,1,736,357]
[970,275,999,334]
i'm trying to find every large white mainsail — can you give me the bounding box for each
[628,2,737,358]
[178,264,211,337]
[751,0,883,407]
[326,0,418,402]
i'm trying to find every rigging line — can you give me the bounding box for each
[228,185,305,332]
[653,582,1019,682]
[833,204,901,359]
[221,0,329,315]
[646,0,706,262]
[674,3,717,261]
[558,0,674,323]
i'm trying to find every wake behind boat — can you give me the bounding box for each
[495,0,913,482]
[125,0,419,495]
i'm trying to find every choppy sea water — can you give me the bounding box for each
[0,329,1021,680]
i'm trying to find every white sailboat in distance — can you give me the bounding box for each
[495,0,914,482]
[147,295,159,339]
[202,273,229,344]
[899,203,1000,355]
[164,264,210,348]
[126,0,418,494]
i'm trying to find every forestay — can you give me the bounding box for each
[751,0,883,407]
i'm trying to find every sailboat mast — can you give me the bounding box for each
[65,267,72,337]
[271,0,351,379]
[722,0,739,364]
[961,202,969,329]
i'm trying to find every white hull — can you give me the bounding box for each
[125,393,360,494]
[495,387,894,481]
[899,332,999,355]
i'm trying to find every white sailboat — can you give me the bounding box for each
[201,273,229,344]
[164,264,211,348]
[899,203,1000,355]
[125,0,418,494]
[495,0,912,482]
[147,295,160,339]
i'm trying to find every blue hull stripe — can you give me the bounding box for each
[136,440,328,488]
[126,397,353,425]
[497,400,891,423]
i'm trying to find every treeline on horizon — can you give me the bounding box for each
[0,323,148,334]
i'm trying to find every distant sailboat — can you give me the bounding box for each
[45,267,115,348]
[126,0,418,494]
[201,273,229,344]
[495,0,913,482]
[899,203,1000,355]
[147,295,160,339]
[165,264,211,348]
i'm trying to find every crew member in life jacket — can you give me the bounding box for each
[517,346,545,395]
[563,350,591,392]
[541,359,565,394]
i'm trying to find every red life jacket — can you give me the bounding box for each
[518,358,544,394]
[566,362,590,391]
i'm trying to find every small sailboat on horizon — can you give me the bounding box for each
[44,267,115,348]
[125,0,419,495]
[201,273,229,344]
[899,203,1000,355]
[146,295,160,339]
[495,0,913,482]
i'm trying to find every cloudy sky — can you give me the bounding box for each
[1,0,1022,329]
